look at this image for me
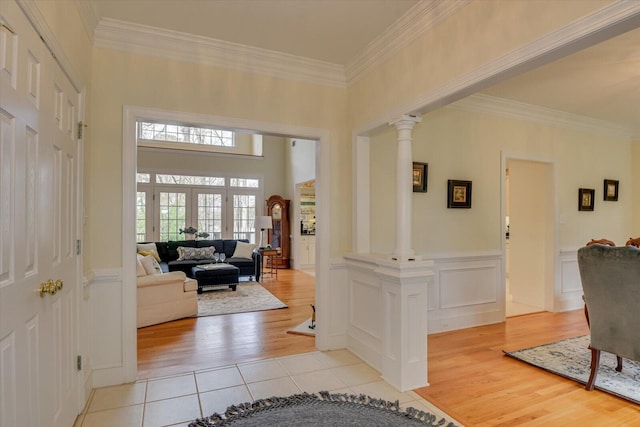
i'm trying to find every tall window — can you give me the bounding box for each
[159,191,187,241]
[136,172,261,243]
[232,194,257,240]
[136,192,147,242]
[197,193,222,239]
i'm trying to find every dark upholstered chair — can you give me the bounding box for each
[577,244,640,390]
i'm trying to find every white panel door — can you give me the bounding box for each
[0,2,81,427]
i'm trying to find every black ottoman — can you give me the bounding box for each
[192,264,240,294]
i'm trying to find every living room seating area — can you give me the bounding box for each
[139,239,261,281]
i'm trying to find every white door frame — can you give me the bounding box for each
[501,152,558,313]
[122,106,330,380]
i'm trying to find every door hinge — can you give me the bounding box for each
[77,121,86,139]
[76,239,81,255]
[76,355,82,371]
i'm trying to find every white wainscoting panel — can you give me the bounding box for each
[557,250,584,312]
[87,268,125,388]
[326,259,348,349]
[429,254,503,333]
[344,257,383,372]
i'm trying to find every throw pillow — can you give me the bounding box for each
[138,249,160,262]
[141,255,162,275]
[136,254,147,277]
[231,241,256,259]
[177,246,216,261]
[137,242,158,255]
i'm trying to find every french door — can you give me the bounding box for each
[146,187,258,242]
[1,1,82,426]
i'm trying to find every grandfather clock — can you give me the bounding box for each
[266,195,290,269]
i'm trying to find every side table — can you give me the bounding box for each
[260,248,281,280]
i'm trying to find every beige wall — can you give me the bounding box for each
[633,139,640,236]
[370,107,633,254]
[88,48,350,269]
[137,135,288,203]
[347,0,611,130]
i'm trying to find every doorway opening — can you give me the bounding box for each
[504,158,555,317]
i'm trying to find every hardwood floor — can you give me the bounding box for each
[416,310,640,426]
[137,269,317,379]
[138,270,640,425]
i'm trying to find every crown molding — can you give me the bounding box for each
[359,0,640,136]
[345,0,469,85]
[450,94,633,140]
[73,0,98,45]
[94,18,347,88]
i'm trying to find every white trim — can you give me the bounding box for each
[123,106,333,380]
[450,94,633,140]
[355,0,640,135]
[345,0,469,85]
[95,18,346,88]
[501,151,558,313]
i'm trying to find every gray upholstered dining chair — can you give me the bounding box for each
[577,244,640,391]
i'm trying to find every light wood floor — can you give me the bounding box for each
[138,270,640,426]
[137,269,317,379]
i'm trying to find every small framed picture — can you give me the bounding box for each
[578,188,595,211]
[447,180,472,208]
[603,179,619,201]
[412,162,428,192]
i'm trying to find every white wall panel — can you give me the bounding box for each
[88,269,125,388]
[350,278,381,340]
[327,260,348,349]
[439,264,498,308]
[429,254,503,333]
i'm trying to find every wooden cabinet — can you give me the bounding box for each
[300,235,316,267]
[266,195,290,269]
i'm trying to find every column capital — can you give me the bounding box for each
[389,115,422,129]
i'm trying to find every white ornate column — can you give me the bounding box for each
[389,115,421,262]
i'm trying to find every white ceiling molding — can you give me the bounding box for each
[345,0,469,85]
[94,18,347,88]
[355,0,640,136]
[450,94,633,140]
[73,0,98,45]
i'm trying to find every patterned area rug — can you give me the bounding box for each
[190,391,458,426]
[196,283,287,317]
[504,335,640,404]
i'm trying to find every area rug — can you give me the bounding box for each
[286,317,316,337]
[196,283,287,317]
[504,335,640,404]
[189,391,458,426]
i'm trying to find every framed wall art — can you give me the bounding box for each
[578,188,595,211]
[412,162,428,192]
[447,180,472,208]
[603,179,619,201]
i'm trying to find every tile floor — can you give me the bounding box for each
[74,350,460,427]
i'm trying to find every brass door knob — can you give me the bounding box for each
[36,279,63,297]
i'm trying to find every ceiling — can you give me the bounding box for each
[91,0,639,137]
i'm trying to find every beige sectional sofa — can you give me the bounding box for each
[137,271,198,328]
